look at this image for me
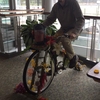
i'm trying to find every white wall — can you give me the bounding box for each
[42,0,56,12]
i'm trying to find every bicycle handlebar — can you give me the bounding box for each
[63,34,70,38]
[52,33,70,39]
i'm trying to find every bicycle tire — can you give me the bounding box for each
[23,50,55,95]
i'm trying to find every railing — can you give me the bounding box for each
[0,10,100,62]
[0,9,44,57]
[42,12,100,62]
[73,15,100,62]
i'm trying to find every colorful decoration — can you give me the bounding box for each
[41,63,50,73]
[14,83,49,100]
[26,57,29,61]
[75,62,86,71]
[41,63,48,68]
[14,83,26,94]
[38,96,48,100]
[31,59,36,67]
[32,50,35,52]
[64,58,69,67]
[53,42,62,55]
[46,36,55,45]
[61,49,66,54]
[27,68,34,76]
[45,68,49,73]
[31,85,36,92]
[38,73,47,93]
[27,80,32,85]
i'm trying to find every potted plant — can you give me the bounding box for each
[20,19,57,50]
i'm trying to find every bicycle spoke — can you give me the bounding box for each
[23,51,55,95]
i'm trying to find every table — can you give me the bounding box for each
[87,62,100,82]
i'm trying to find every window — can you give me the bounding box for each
[0,0,9,9]
[70,1,100,62]
[15,0,42,9]
[16,0,26,9]
[30,0,42,9]
[77,0,100,15]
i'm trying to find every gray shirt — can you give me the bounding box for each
[43,0,85,35]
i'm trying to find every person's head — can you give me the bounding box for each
[34,24,45,35]
[33,24,46,43]
[58,0,66,6]
[34,24,45,31]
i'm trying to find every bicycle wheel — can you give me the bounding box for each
[23,50,55,95]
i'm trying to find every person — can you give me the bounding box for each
[43,0,85,68]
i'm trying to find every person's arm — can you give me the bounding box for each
[71,0,85,35]
[43,4,57,27]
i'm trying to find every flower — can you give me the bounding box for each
[75,62,86,71]
[38,96,48,100]
[31,85,36,92]
[38,73,47,92]
[46,36,55,45]
[62,49,66,54]
[41,63,49,68]
[41,63,50,72]
[26,58,29,61]
[53,42,62,55]
[45,68,49,73]
[27,68,34,76]
[27,80,32,85]
[14,83,26,94]
[31,59,36,67]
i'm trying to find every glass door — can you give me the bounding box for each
[30,0,42,9]
[0,0,9,10]
[16,0,26,9]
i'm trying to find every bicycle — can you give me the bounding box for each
[23,34,80,95]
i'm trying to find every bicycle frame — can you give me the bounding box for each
[31,39,68,73]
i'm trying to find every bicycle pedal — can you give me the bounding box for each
[57,66,65,70]
[57,69,63,74]
[46,70,52,76]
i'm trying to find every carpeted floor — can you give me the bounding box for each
[0,52,100,100]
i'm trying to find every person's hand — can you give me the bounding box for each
[69,33,77,39]
[53,32,62,39]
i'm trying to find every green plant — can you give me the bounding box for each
[21,19,57,49]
